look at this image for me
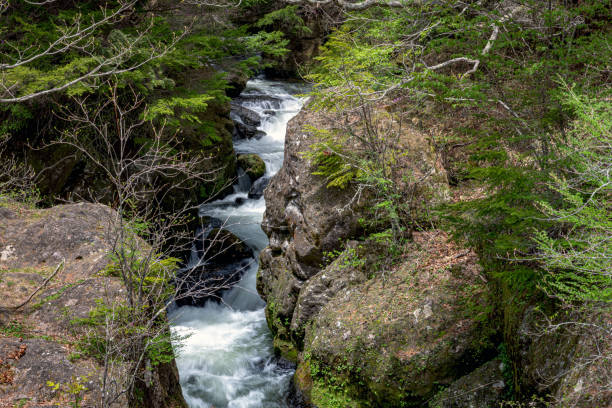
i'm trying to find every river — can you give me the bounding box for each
[169,80,306,408]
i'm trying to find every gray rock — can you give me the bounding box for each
[248,177,270,199]
[291,242,367,338]
[231,103,261,127]
[0,203,187,408]
[429,359,506,408]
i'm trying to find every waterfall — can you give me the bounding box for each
[169,80,306,408]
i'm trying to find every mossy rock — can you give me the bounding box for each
[237,154,266,182]
[298,232,498,407]
[273,337,298,363]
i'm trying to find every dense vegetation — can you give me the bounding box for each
[0,0,609,407]
[0,0,292,204]
[299,0,610,404]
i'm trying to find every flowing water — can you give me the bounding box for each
[169,80,306,408]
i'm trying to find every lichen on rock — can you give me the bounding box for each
[0,201,186,408]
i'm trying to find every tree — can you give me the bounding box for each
[0,0,187,103]
[534,85,611,304]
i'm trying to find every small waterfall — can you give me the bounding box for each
[169,80,306,408]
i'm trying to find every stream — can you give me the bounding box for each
[169,80,306,408]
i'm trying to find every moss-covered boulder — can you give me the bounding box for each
[300,232,496,407]
[237,154,266,182]
[257,105,462,407]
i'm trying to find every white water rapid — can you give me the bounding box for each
[169,80,306,408]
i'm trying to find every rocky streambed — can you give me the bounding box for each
[169,80,307,408]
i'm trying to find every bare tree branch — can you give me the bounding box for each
[0,1,191,103]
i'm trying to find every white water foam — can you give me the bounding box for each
[169,80,306,408]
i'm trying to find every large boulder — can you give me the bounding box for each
[258,105,450,342]
[299,232,496,407]
[0,201,186,408]
[257,104,507,407]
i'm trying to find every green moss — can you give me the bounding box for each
[237,154,266,181]
[273,337,298,363]
[311,378,363,408]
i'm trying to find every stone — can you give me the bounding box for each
[429,359,506,408]
[0,202,186,408]
[248,177,270,199]
[176,228,254,306]
[231,104,263,139]
[257,105,451,359]
[302,232,495,406]
[237,154,266,182]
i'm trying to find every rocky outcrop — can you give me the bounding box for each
[0,201,186,408]
[256,106,501,406]
[258,102,611,408]
[297,232,497,407]
[257,108,370,346]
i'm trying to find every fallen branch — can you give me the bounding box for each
[13,259,64,311]
[285,0,410,10]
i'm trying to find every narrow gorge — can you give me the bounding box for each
[169,80,306,408]
[0,1,609,408]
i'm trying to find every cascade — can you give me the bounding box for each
[169,80,306,408]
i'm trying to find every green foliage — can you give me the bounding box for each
[303,126,361,189]
[102,249,180,295]
[533,86,611,303]
[322,246,365,270]
[308,359,364,408]
[255,6,312,37]
[0,321,27,338]
[47,375,89,408]
[144,95,215,124]
[73,298,183,367]
[0,2,289,182]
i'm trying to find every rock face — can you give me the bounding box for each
[258,103,611,408]
[0,201,186,408]
[257,108,370,349]
[297,232,496,407]
[256,106,501,406]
